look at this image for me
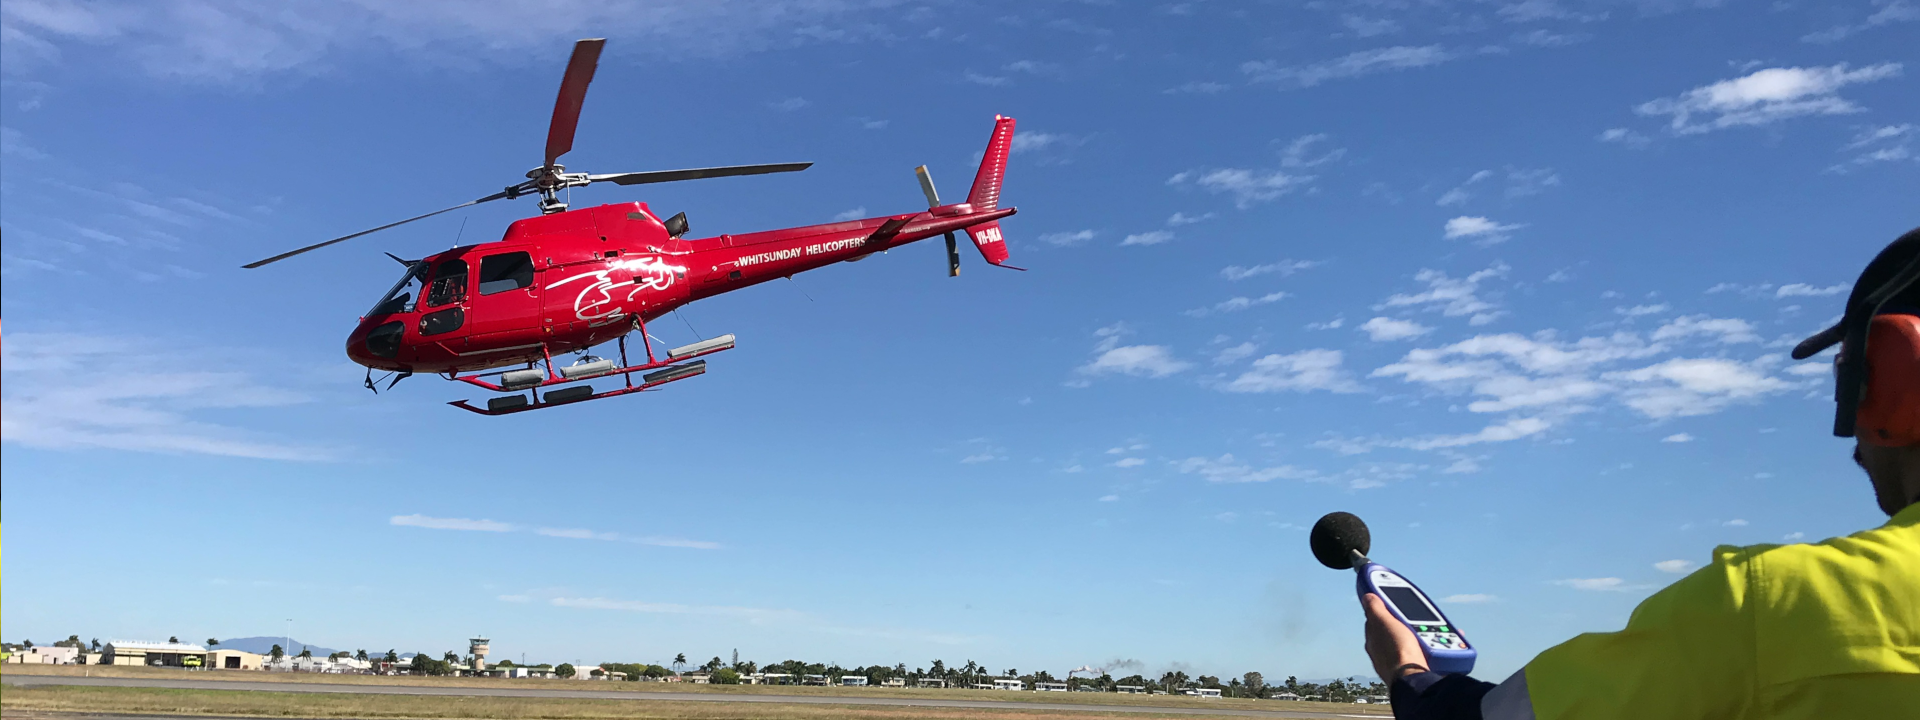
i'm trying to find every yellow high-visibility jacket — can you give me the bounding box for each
[1520,502,1919,718]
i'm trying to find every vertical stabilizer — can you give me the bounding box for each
[967,115,1017,211]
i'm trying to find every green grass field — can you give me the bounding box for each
[1,665,1391,718]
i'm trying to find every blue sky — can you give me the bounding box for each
[2,0,1915,682]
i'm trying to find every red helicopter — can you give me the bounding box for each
[245,39,1022,415]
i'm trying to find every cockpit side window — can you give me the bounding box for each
[425,259,469,307]
[478,252,535,295]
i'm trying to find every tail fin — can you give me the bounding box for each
[964,116,1024,270]
[967,115,1016,211]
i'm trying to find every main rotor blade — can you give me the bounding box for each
[545,38,606,168]
[588,162,812,186]
[241,191,511,269]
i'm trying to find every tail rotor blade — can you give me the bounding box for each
[242,190,511,269]
[545,38,606,168]
[914,165,942,207]
[917,166,959,278]
[945,232,961,277]
[587,162,811,186]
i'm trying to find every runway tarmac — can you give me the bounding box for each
[3,675,1388,719]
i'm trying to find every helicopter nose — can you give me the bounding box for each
[346,320,407,369]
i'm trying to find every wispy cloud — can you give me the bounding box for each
[1186,291,1289,317]
[1802,0,1918,43]
[1121,230,1175,246]
[1077,324,1192,379]
[1653,559,1697,573]
[1,331,325,461]
[1243,45,1455,89]
[1444,216,1525,245]
[1222,349,1362,393]
[1633,63,1904,135]
[394,514,719,548]
[1221,259,1318,281]
[391,514,515,532]
[1040,230,1096,247]
[1554,577,1644,592]
[1168,168,1313,208]
[1360,317,1433,342]
[1377,264,1509,325]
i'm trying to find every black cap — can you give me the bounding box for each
[1792,227,1920,360]
[1792,227,1920,437]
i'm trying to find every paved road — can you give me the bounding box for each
[3,676,1387,719]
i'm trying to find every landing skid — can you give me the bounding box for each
[448,330,736,416]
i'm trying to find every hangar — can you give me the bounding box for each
[104,641,208,667]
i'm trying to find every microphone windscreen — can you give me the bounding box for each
[1310,512,1371,570]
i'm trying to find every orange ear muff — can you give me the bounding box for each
[1858,314,1920,446]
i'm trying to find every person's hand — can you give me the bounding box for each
[1363,593,1430,684]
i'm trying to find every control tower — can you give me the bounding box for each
[469,637,490,671]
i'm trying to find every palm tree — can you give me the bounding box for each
[168,636,180,644]
[672,653,688,674]
[207,638,220,647]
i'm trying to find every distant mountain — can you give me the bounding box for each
[210,637,421,660]
[209,637,342,658]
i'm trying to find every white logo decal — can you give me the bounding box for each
[546,257,683,327]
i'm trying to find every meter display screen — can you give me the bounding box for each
[1381,586,1441,622]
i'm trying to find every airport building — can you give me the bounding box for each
[2,646,80,664]
[103,641,208,667]
[208,649,265,670]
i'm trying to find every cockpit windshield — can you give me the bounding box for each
[368,262,427,316]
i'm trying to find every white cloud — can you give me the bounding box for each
[391,514,515,532]
[963,71,1007,86]
[1112,457,1146,468]
[768,97,809,111]
[1723,518,1749,527]
[832,207,866,221]
[1307,317,1346,330]
[1166,211,1215,226]
[0,126,46,159]
[1,331,325,461]
[1662,433,1694,443]
[1654,559,1697,573]
[1221,259,1318,281]
[1378,264,1509,325]
[1214,342,1258,365]
[1080,339,1193,379]
[1228,349,1367,395]
[1187,291,1288,317]
[1243,45,1455,88]
[1098,494,1119,502]
[959,453,1000,464]
[1372,331,1659,413]
[1607,358,1790,419]
[1775,283,1847,298]
[0,1,898,84]
[1802,0,1919,43]
[1616,304,1671,317]
[1341,14,1400,37]
[1176,454,1315,483]
[1444,215,1525,244]
[1011,131,1086,154]
[1598,127,1651,148]
[497,594,531,603]
[1121,230,1174,246]
[1169,168,1313,208]
[1555,577,1635,592]
[1440,593,1499,604]
[1039,229,1095,247]
[1394,417,1551,450]
[1634,63,1905,135]
[1224,349,1363,393]
[1784,531,1806,541]
[1281,133,1345,168]
[1165,81,1231,94]
[1651,315,1760,344]
[1360,317,1434,342]
[1435,170,1492,207]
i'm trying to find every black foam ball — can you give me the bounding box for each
[1310,511,1371,570]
